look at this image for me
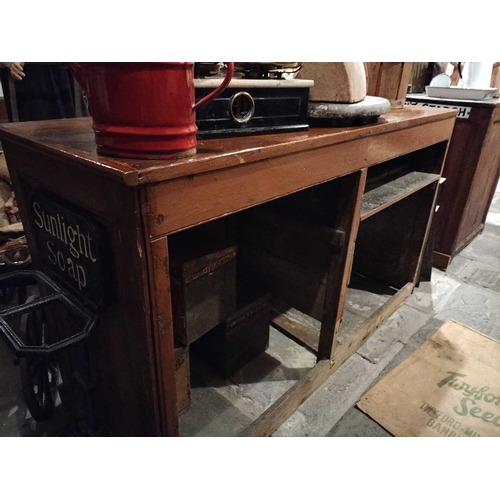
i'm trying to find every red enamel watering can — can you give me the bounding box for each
[68,62,234,159]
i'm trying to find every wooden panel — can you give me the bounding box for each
[175,347,191,415]
[456,116,500,247]
[228,204,337,276]
[146,117,456,237]
[0,97,8,124]
[317,170,366,360]
[365,63,381,96]
[433,106,492,256]
[271,309,319,353]
[366,63,413,105]
[191,292,270,377]
[432,250,452,270]
[3,141,163,436]
[238,244,327,321]
[143,234,180,436]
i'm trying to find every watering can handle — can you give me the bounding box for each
[193,63,234,111]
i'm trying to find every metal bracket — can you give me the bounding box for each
[0,270,97,358]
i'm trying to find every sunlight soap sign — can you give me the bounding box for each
[31,192,112,311]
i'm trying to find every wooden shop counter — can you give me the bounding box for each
[0,106,456,436]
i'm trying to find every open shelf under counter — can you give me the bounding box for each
[269,273,401,357]
[361,171,441,221]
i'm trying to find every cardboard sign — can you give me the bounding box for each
[30,192,112,312]
[357,320,500,437]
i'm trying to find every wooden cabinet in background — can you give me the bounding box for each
[406,94,500,269]
[365,62,413,107]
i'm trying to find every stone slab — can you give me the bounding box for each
[272,342,403,437]
[458,231,500,268]
[344,283,394,319]
[445,254,475,277]
[434,283,500,341]
[405,273,462,315]
[483,222,500,239]
[325,407,392,437]
[364,317,446,396]
[450,258,500,293]
[357,304,429,364]
[184,327,317,428]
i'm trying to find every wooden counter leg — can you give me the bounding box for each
[317,169,367,361]
[147,237,180,436]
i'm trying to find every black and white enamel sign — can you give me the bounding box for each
[30,192,112,312]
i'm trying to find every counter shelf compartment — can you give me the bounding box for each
[268,183,440,366]
[361,142,447,220]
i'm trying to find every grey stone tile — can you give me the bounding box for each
[343,274,397,320]
[0,340,73,437]
[338,310,367,345]
[406,273,462,315]
[434,283,500,341]
[188,327,316,424]
[445,254,474,277]
[225,328,316,420]
[487,192,500,215]
[483,222,500,239]
[458,231,500,268]
[357,305,429,364]
[272,341,403,437]
[263,326,317,370]
[364,318,445,395]
[450,258,500,293]
[405,317,447,349]
[326,407,392,437]
[179,382,252,437]
[486,212,500,227]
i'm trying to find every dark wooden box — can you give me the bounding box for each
[169,229,237,345]
[192,282,271,377]
[175,347,191,415]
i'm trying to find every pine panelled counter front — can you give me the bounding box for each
[0,106,456,436]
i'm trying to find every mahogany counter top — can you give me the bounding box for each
[0,107,457,187]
